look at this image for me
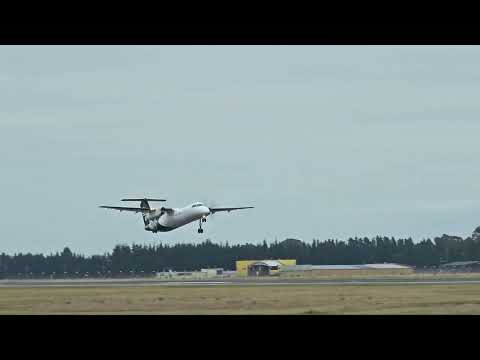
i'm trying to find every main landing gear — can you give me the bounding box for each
[198,218,205,233]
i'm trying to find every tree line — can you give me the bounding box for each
[1,232,480,278]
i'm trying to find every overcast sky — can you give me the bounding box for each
[1,45,480,255]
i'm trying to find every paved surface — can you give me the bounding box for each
[2,277,480,287]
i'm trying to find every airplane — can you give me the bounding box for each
[99,198,254,234]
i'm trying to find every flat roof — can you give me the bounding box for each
[442,261,480,267]
[311,265,367,270]
[364,263,412,269]
[282,263,412,271]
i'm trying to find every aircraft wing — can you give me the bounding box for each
[209,206,254,214]
[98,206,154,213]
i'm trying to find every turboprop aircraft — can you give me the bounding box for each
[99,198,254,234]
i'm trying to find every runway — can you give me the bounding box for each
[2,277,480,288]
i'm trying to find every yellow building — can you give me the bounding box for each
[236,259,296,276]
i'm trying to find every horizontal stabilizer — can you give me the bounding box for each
[99,206,153,213]
[121,198,166,202]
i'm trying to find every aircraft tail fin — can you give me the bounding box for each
[121,198,166,225]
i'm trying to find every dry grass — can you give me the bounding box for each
[2,284,480,314]
[277,271,480,280]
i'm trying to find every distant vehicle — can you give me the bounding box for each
[99,197,254,234]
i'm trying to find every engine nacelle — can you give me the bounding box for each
[144,212,157,222]
[145,220,158,231]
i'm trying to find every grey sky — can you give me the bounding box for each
[1,45,480,255]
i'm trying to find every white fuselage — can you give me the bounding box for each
[144,202,210,232]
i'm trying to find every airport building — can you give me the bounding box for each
[235,259,296,276]
[236,259,412,277]
[440,261,480,272]
[200,268,224,277]
[156,268,226,279]
[280,263,413,277]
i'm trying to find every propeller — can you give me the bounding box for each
[203,200,219,218]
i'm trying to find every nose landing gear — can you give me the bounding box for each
[198,218,205,233]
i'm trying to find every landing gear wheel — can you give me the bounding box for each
[202,218,206,223]
[198,228,203,233]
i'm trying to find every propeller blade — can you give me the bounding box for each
[203,200,219,218]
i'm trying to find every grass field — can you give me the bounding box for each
[160,272,480,281]
[2,284,480,314]
[275,272,480,281]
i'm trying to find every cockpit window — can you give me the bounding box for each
[192,203,203,208]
